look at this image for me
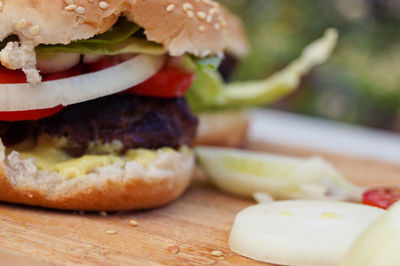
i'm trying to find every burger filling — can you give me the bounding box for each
[1,94,197,157]
[0,17,337,178]
[0,49,198,176]
[0,19,203,177]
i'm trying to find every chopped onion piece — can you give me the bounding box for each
[229,200,384,266]
[0,55,165,111]
[37,53,80,74]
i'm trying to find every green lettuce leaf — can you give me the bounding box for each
[36,18,165,56]
[185,29,338,113]
[37,38,165,56]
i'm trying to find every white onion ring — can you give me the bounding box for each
[0,54,165,111]
[229,201,384,266]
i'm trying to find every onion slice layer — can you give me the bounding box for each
[0,54,165,111]
[229,200,384,266]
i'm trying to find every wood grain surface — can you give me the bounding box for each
[0,140,398,265]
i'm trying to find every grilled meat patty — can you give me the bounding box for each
[1,94,198,156]
[40,94,198,156]
[0,121,37,146]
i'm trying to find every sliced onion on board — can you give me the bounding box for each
[196,147,363,201]
[229,200,384,266]
[340,201,400,266]
[0,54,165,111]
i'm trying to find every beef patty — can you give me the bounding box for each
[41,94,198,156]
[1,94,198,156]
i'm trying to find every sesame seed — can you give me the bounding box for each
[105,230,117,235]
[209,7,218,15]
[186,10,194,18]
[30,25,40,35]
[75,6,85,14]
[206,14,213,23]
[99,211,108,216]
[64,0,74,4]
[197,11,207,20]
[64,4,77,11]
[77,17,85,24]
[214,23,220,30]
[203,0,219,7]
[198,25,206,32]
[182,3,193,11]
[129,219,138,226]
[16,19,27,29]
[27,192,33,198]
[99,1,109,9]
[211,250,223,257]
[166,4,175,12]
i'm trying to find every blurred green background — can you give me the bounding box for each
[219,0,400,132]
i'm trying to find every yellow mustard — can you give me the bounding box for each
[9,136,175,179]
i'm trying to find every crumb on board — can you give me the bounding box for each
[129,219,139,226]
[167,245,180,255]
[105,230,117,235]
[211,250,223,257]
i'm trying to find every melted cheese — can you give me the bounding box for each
[9,136,175,179]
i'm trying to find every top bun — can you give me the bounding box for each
[0,0,248,57]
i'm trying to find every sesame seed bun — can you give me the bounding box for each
[0,143,194,211]
[194,111,249,147]
[0,0,248,57]
[0,0,248,210]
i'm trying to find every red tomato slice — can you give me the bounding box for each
[126,67,195,98]
[0,66,27,83]
[43,64,84,81]
[85,57,195,97]
[0,105,64,121]
[84,56,120,73]
[362,187,400,209]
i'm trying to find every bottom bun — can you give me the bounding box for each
[0,142,194,211]
[194,111,249,147]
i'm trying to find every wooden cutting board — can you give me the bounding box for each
[0,140,399,265]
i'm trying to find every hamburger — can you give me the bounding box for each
[0,0,337,211]
[0,0,248,210]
